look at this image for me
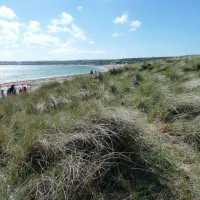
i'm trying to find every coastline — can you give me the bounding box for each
[20,74,82,91]
[0,64,125,91]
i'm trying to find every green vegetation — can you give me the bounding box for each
[0,56,170,66]
[0,55,200,199]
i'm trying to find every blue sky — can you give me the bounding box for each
[0,0,199,61]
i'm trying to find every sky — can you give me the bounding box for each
[0,0,200,61]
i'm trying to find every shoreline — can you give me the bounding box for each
[25,74,85,91]
[0,64,125,91]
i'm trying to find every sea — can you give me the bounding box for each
[0,65,107,85]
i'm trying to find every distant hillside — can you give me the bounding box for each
[0,55,200,199]
[0,57,170,65]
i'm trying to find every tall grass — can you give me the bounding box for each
[1,56,200,199]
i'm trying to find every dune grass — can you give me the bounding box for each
[0,55,200,199]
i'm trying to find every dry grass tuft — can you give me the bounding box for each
[164,99,200,122]
[185,133,200,151]
[14,110,175,199]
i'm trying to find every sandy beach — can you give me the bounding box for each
[0,64,125,91]
[26,74,83,91]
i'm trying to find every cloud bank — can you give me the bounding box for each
[0,6,104,60]
[0,6,17,20]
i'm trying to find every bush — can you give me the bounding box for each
[109,68,124,75]
[141,63,153,71]
[110,84,117,93]
[183,63,200,72]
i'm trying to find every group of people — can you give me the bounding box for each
[90,70,103,82]
[1,84,27,99]
[19,86,27,93]
[90,70,97,74]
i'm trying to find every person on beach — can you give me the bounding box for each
[19,88,23,93]
[7,84,16,95]
[23,87,27,92]
[1,90,5,99]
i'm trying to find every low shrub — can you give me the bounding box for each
[141,63,153,71]
[183,63,200,72]
[109,68,124,75]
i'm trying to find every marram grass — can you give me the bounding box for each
[1,55,200,199]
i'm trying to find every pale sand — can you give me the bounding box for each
[26,74,82,91]
[2,64,125,91]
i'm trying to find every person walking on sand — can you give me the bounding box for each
[1,90,5,99]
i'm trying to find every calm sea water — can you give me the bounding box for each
[0,65,106,84]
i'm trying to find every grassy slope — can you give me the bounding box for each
[0,55,200,199]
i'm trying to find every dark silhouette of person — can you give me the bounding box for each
[7,85,16,95]
[23,87,27,92]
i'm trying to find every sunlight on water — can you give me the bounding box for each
[0,65,106,84]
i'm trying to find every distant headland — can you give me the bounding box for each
[0,57,170,65]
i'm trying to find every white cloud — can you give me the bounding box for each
[48,12,74,33]
[27,20,41,32]
[0,19,21,33]
[48,21,88,41]
[48,24,70,33]
[23,32,60,48]
[77,6,83,12]
[0,29,19,45]
[0,7,98,60]
[47,13,91,42]
[0,6,17,20]
[113,13,141,33]
[71,24,87,40]
[113,14,129,24]
[52,12,73,26]
[130,20,141,31]
[0,19,22,45]
[61,12,74,24]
